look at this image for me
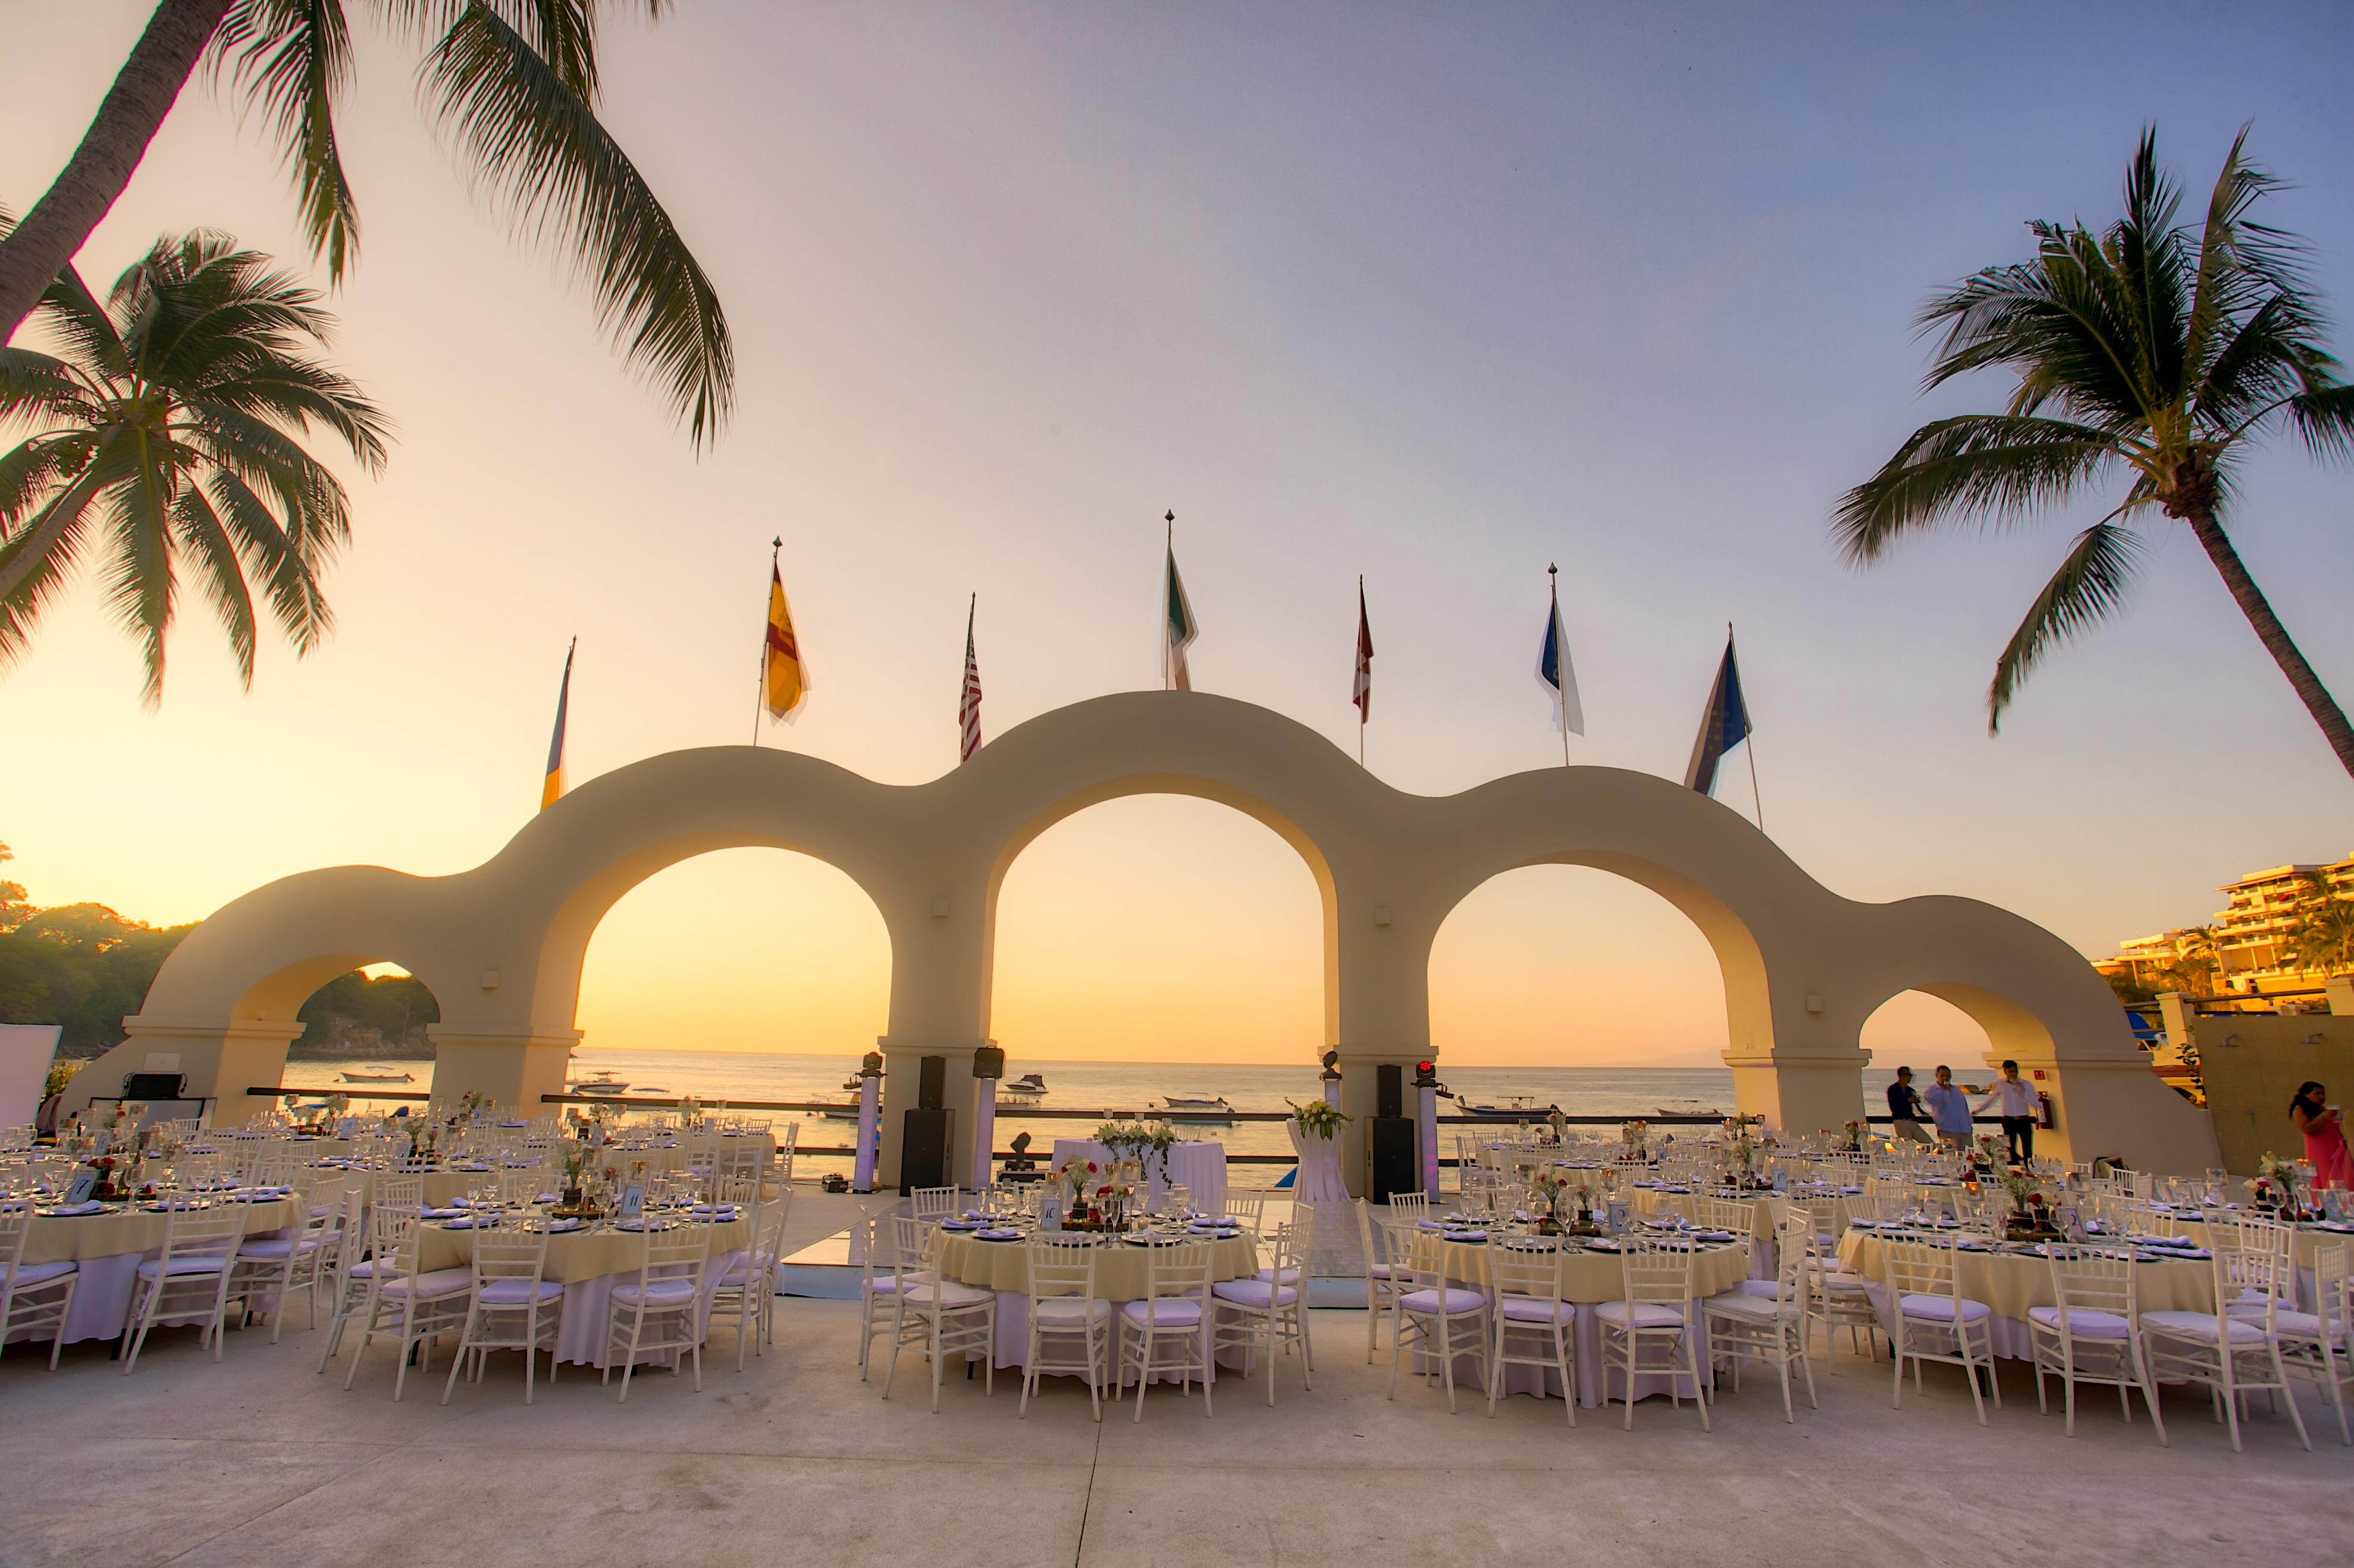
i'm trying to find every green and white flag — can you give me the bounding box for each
[1162,532,1198,691]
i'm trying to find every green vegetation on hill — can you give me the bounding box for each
[294,970,440,1056]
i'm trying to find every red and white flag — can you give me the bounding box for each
[1352,578,1374,725]
[958,595,983,763]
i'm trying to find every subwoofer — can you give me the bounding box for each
[1366,1115,1418,1203]
[899,1107,955,1194]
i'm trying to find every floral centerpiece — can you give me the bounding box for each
[1619,1119,1649,1163]
[1995,1163,2056,1238]
[2248,1151,2310,1219]
[678,1093,703,1130]
[1841,1118,1869,1153]
[1095,1120,1179,1183]
[1051,1158,1103,1225]
[1287,1099,1351,1141]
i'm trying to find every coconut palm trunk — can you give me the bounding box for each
[0,0,229,349]
[2180,503,2354,776]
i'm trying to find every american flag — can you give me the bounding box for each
[958,595,982,763]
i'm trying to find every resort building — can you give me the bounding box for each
[2099,851,2354,1007]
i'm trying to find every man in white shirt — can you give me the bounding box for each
[1921,1065,1976,1147]
[1974,1059,2040,1162]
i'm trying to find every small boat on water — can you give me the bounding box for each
[338,1070,413,1084]
[1656,1102,1725,1118]
[998,1072,1049,1103]
[816,1074,866,1119]
[572,1071,630,1096]
[1462,1095,1555,1119]
[1161,1095,1235,1123]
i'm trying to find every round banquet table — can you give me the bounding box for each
[934,1229,1261,1378]
[10,1196,299,1346]
[1412,1235,1753,1409]
[1835,1230,2216,1359]
[1049,1139,1227,1216]
[414,1212,750,1368]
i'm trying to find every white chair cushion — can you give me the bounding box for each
[1120,1297,1204,1327]
[1594,1300,1686,1329]
[478,1278,563,1306]
[1032,1297,1113,1324]
[1738,1279,1795,1300]
[1818,1272,1873,1293]
[2026,1305,2130,1340]
[3,1260,77,1286]
[1366,1263,1396,1280]
[1212,1279,1299,1309]
[1704,1291,1786,1324]
[1397,1287,1485,1315]
[136,1255,231,1279]
[380,1268,474,1300]
[1898,1294,1991,1323]
[2274,1310,2335,1339]
[612,1278,702,1307]
[1497,1294,1576,1324]
[236,1237,319,1259]
[862,1271,933,1296]
[1252,1266,1305,1285]
[898,1280,992,1310]
[2140,1310,2266,1344]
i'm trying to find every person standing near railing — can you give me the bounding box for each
[1885,1067,1929,1142]
[2290,1082,2352,1190]
[1922,1065,1975,1149]
[1973,1061,2039,1163]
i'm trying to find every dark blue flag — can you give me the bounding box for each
[1682,634,1751,795]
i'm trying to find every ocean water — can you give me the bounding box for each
[282,1050,1905,1187]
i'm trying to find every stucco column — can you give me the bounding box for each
[1333,1045,1434,1199]
[65,1018,303,1127]
[874,1036,988,1190]
[427,1025,581,1117]
[1725,1046,1869,1141]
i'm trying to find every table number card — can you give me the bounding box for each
[64,1168,99,1204]
[1038,1195,1063,1232]
[618,1181,645,1221]
[90,1131,112,1156]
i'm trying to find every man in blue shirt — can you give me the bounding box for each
[1885,1066,1928,1142]
[1922,1065,1976,1147]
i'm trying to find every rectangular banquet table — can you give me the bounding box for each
[933,1229,1261,1378]
[1835,1229,2215,1360]
[1417,1235,1754,1409]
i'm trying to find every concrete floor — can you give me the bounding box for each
[3,1188,2348,1568]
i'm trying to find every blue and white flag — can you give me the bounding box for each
[1535,572,1584,736]
[1683,632,1753,796]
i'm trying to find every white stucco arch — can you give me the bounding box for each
[64,690,2219,1174]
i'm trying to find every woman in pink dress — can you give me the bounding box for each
[2290,1081,2354,1190]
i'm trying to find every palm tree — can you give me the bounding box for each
[2285,871,2354,978]
[0,227,388,704]
[1834,129,2354,778]
[0,2,729,491]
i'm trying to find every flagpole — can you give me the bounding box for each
[1732,621,1764,831]
[1551,565,1568,767]
[1164,509,1175,692]
[752,537,779,745]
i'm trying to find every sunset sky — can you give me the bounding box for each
[5,4,2350,1068]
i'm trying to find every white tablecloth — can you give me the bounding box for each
[1051,1140,1227,1216]
[1286,1123,1349,1203]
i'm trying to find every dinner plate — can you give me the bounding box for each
[543,1218,583,1233]
[939,1219,983,1231]
[1444,1229,1490,1242]
[36,1201,105,1217]
[976,1228,1023,1241]
[1584,1238,1623,1252]
[1691,1229,1736,1242]
[1124,1234,1181,1246]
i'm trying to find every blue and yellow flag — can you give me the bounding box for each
[763,560,810,721]
[541,638,575,811]
[1683,631,1752,797]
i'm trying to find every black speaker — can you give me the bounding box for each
[1375,1064,1403,1120]
[123,1071,187,1100]
[917,1055,947,1111]
[1366,1116,1418,1202]
[899,1107,955,1194]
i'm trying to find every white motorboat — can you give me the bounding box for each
[1462,1094,1554,1119]
[572,1071,629,1096]
[338,1070,413,1084]
[998,1072,1049,1103]
[1161,1095,1234,1122]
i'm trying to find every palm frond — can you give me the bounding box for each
[98,428,183,706]
[424,1,734,446]
[0,461,109,670]
[207,467,331,648]
[170,481,258,686]
[217,0,363,280]
[0,349,96,431]
[2288,384,2354,464]
[1987,519,2146,732]
[1833,415,2122,563]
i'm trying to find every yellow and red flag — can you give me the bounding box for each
[763,559,810,722]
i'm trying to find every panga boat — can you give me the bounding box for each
[998,1072,1049,1103]
[1462,1095,1553,1119]
[338,1070,413,1083]
[1161,1095,1235,1122]
[572,1072,630,1096]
